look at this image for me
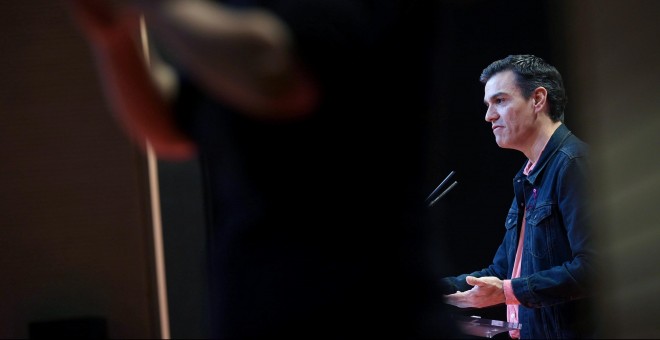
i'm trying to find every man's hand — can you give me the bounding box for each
[444,276,506,308]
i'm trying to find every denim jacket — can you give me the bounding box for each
[442,124,598,338]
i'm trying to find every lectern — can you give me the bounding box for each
[453,315,522,338]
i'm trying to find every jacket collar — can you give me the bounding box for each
[514,123,572,185]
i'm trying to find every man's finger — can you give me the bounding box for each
[466,275,486,287]
[444,292,467,308]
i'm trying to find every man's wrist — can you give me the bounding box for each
[503,279,521,305]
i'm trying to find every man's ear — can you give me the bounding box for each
[532,87,548,111]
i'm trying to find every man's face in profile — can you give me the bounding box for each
[483,70,537,152]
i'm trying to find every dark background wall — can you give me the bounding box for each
[157,0,576,334]
[156,1,566,334]
[1,0,658,338]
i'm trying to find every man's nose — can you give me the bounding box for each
[485,106,497,122]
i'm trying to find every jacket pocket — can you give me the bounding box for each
[525,204,554,258]
[504,211,517,230]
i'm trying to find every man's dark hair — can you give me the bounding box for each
[480,54,567,122]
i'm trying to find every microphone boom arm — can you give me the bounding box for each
[426,171,458,207]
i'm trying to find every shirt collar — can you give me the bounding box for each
[515,124,572,185]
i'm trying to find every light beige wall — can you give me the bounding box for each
[560,0,660,337]
[0,2,161,338]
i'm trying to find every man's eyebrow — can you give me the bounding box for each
[484,91,506,104]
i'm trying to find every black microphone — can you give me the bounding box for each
[425,171,458,207]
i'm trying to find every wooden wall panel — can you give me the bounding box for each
[0,2,161,338]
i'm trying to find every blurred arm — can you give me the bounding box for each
[131,0,319,119]
[68,0,196,160]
